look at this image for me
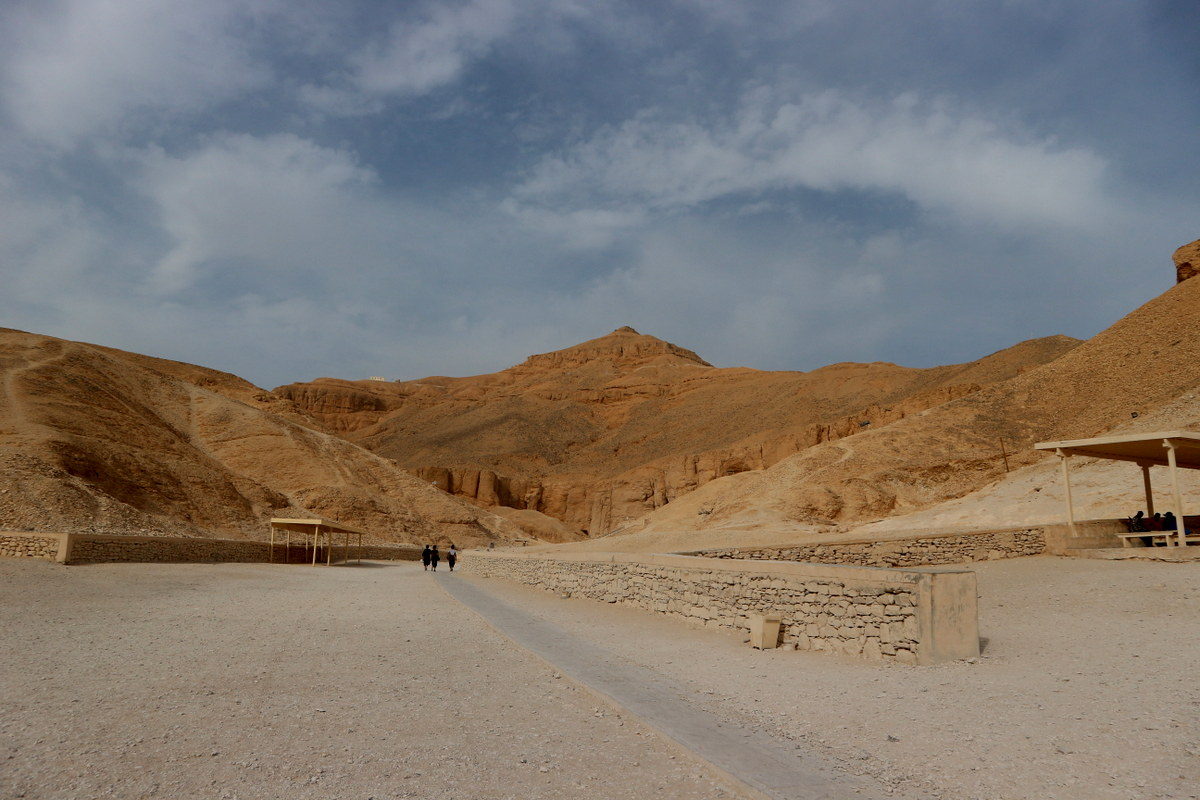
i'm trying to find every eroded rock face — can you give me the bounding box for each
[281,327,1080,535]
[1174,239,1200,283]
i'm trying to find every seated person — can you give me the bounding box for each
[1127,511,1148,532]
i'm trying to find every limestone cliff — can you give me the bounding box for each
[1175,238,1200,283]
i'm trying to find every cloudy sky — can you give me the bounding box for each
[1,0,1197,387]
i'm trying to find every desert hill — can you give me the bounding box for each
[0,328,529,546]
[611,264,1200,544]
[277,327,1078,534]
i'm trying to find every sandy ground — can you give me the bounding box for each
[0,560,733,800]
[465,556,1200,800]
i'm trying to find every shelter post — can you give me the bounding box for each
[1141,464,1155,516]
[326,527,333,566]
[1165,440,1186,547]
[312,524,319,566]
[269,524,275,563]
[1056,448,1076,534]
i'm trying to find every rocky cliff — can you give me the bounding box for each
[278,327,1079,534]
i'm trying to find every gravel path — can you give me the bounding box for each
[0,560,734,800]
[462,556,1200,800]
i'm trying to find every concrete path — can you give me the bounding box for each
[438,573,892,800]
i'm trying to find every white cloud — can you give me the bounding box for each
[512,89,1113,231]
[138,133,385,293]
[348,0,517,97]
[1,0,270,146]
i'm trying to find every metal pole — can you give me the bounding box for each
[1057,449,1076,534]
[1141,464,1154,516]
[1165,440,1186,547]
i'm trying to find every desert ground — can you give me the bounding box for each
[3,555,1197,800]
[0,560,734,800]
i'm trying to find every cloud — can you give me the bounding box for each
[512,89,1113,232]
[1,0,270,146]
[348,0,517,97]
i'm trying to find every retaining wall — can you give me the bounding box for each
[462,552,978,665]
[0,532,66,562]
[0,531,422,565]
[692,528,1046,567]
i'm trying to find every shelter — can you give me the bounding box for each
[269,517,368,565]
[1034,431,1200,547]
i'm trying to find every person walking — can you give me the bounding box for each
[421,545,431,571]
[447,544,457,572]
[430,545,440,572]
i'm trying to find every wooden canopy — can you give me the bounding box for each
[269,517,368,565]
[1034,432,1200,547]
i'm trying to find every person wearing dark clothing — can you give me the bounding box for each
[447,544,457,572]
[1129,511,1148,532]
[1150,513,1164,531]
[1162,512,1178,533]
[421,545,431,571]
[430,545,440,571]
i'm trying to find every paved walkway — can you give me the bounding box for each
[438,573,892,800]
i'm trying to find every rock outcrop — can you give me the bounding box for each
[1174,238,1200,283]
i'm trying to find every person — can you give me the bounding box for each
[421,545,431,571]
[1150,512,1164,531]
[430,545,440,572]
[1161,511,1178,532]
[447,544,458,572]
[1128,511,1148,532]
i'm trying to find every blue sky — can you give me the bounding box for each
[1,0,1197,387]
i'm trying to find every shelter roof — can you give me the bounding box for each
[1034,431,1200,469]
[269,517,368,536]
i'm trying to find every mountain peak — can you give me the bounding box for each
[515,328,712,372]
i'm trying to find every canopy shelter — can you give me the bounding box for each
[269,517,368,565]
[1034,431,1200,547]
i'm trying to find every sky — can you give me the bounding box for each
[1,0,1197,388]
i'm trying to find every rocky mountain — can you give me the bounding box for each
[0,328,528,546]
[617,260,1200,540]
[277,326,1079,535]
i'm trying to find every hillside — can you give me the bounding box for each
[617,268,1200,541]
[277,327,1077,534]
[0,328,529,546]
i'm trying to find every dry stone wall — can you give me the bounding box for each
[693,528,1046,567]
[463,553,978,664]
[0,531,421,564]
[0,532,63,561]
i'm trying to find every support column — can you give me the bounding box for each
[312,524,319,566]
[326,528,333,566]
[1057,449,1076,535]
[269,525,275,563]
[1165,440,1186,547]
[1141,464,1154,516]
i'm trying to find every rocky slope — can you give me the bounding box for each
[620,267,1200,539]
[278,327,1078,534]
[0,328,528,546]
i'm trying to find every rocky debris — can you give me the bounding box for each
[1174,237,1200,283]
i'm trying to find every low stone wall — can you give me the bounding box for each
[463,552,978,665]
[0,531,421,565]
[0,532,65,562]
[692,528,1047,567]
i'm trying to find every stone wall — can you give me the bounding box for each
[0,531,421,565]
[463,552,978,665]
[0,532,65,561]
[692,528,1046,567]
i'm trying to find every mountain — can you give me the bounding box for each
[276,326,1078,534]
[0,328,528,546]
[619,264,1200,541]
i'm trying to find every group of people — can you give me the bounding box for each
[421,544,457,571]
[1128,510,1182,532]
